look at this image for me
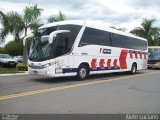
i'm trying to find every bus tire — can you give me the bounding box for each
[130,63,137,74]
[77,64,89,80]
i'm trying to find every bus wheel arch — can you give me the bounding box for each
[130,62,137,74]
[77,62,90,80]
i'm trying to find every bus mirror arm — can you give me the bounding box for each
[23,33,34,46]
[48,30,70,44]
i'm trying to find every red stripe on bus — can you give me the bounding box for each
[135,52,138,59]
[107,59,111,69]
[130,50,133,59]
[91,59,97,69]
[119,49,128,69]
[113,59,118,68]
[144,53,147,59]
[99,59,104,69]
[140,52,142,59]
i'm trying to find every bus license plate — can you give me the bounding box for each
[33,71,38,75]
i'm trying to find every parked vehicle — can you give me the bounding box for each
[13,56,23,63]
[0,54,17,67]
[25,20,148,79]
[148,46,160,68]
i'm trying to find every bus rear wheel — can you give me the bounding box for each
[77,64,88,80]
[130,63,137,74]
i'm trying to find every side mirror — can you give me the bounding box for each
[23,33,34,46]
[48,30,70,44]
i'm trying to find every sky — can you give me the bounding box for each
[0,0,160,45]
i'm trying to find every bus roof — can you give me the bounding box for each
[39,20,147,41]
[39,20,85,29]
[148,46,160,48]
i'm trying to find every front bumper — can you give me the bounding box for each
[148,63,160,68]
[28,65,56,77]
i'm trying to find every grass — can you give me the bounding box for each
[0,67,18,74]
[0,63,28,74]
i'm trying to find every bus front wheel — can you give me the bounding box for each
[77,64,89,80]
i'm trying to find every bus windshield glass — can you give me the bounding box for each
[29,25,81,61]
[148,48,160,62]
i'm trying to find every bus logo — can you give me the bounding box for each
[100,48,111,54]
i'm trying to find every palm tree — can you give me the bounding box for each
[151,30,160,46]
[0,4,43,64]
[0,11,24,41]
[57,11,65,21]
[22,5,43,64]
[130,18,160,46]
[48,16,57,23]
[47,11,65,23]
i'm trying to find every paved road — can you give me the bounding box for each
[0,69,160,113]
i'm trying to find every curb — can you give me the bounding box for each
[0,72,29,76]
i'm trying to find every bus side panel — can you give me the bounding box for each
[73,45,148,76]
[73,45,130,75]
[73,45,100,74]
[127,50,148,71]
[53,48,147,77]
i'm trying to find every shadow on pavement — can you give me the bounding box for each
[31,71,145,84]
[147,68,160,70]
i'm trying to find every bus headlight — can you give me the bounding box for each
[43,64,50,68]
[42,61,59,68]
[55,68,62,73]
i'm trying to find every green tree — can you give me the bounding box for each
[0,11,24,40]
[47,16,57,23]
[5,40,23,56]
[130,18,160,46]
[4,38,32,56]
[47,11,65,23]
[0,4,43,64]
[57,11,65,21]
[22,5,43,64]
[0,48,6,53]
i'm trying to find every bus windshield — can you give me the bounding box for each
[148,48,160,62]
[29,25,81,61]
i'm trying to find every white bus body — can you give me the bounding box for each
[28,20,148,79]
[148,46,160,68]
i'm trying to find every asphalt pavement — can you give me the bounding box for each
[0,69,160,113]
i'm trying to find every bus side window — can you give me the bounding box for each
[79,27,111,47]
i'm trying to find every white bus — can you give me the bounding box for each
[148,46,160,68]
[27,20,148,80]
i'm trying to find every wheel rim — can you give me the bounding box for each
[132,65,136,73]
[79,68,87,78]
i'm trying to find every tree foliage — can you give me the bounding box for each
[130,18,160,46]
[47,11,65,23]
[5,40,23,56]
[22,5,43,64]
[0,4,43,64]
[0,11,24,40]
[48,16,57,23]
[0,48,6,54]
[23,4,43,35]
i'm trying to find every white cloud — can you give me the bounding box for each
[0,1,26,13]
[0,0,160,44]
[1,0,160,25]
